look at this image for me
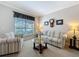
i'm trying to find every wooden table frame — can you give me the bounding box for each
[33,42,47,54]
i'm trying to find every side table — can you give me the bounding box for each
[69,38,79,50]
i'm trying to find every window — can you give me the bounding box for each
[14,12,35,36]
[15,18,34,36]
[25,20,34,35]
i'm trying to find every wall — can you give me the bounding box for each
[0,4,14,33]
[40,4,79,33]
[0,4,39,40]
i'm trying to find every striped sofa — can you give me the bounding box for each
[41,30,66,48]
[0,32,23,56]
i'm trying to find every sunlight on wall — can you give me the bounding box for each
[69,21,79,31]
[67,20,79,38]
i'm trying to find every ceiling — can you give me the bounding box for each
[0,1,79,17]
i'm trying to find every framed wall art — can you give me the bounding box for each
[56,19,63,25]
[44,21,49,25]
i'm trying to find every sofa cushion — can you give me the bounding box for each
[10,32,15,39]
[48,31,51,37]
[47,36,52,40]
[7,38,17,42]
[5,33,10,39]
[41,35,48,39]
[54,31,63,39]
[44,30,49,36]
[59,32,64,39]
[5,32,15,39]
[51,38,58,42]
[0,33,7,38]
[51,38,62,44]
[0,38,7,43]
[57,39,62,43]
[54,32,59,38]
[51,31,55,37]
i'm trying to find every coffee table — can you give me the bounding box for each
[33,42,47,54]
[33,37,47,54]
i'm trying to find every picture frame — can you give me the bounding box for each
[56,19,63,25]
[44,21,49,25]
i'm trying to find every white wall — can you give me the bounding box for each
[41,4,79,33]
[1,2,79,35]
[0,4,14,33]
[0,4,38,40]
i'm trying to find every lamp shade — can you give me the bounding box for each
[36,23,43,32]
[68,21,79,37]
[69,23,78,30]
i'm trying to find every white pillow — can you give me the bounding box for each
[5,32,15,39]
[10,32,15,39]
[0,33,7,38]
[5,33,11,39]
[0,37,7,43]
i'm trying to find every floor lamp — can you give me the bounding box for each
[69,23,78,49]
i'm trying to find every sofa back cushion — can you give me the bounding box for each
[54,31,59,38]
[5,32,15,39]
[44,30,49,36]
[0,33,7,38]
[44,30,64,39]
[54,31,63,39]
[10,32,15,39]
[51,31,55,37]
[58,32,63,39]
[48,31,51,37]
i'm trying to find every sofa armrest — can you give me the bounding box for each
[61,34,67,46]
[57,34,67,48]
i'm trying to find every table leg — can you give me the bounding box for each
[39,44,42,54]
[45,43,47,48]
[33,43,47,54]
[33,42,35,49]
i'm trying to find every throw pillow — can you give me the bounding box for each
[5,32,15,39]
[10,32,15,39]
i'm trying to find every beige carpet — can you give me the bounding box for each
[4,39,79,57]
